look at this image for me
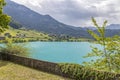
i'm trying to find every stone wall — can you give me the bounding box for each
[0,53,65,76]
[1,53,120,80]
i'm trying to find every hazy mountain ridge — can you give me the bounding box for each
[4,0,90,37]
[106,24,120,29]
[4,0,120,38]
[83,24,120,30]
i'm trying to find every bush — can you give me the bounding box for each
[58,63,120,80]
[0,39,29,56]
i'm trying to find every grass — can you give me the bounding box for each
[0,60,70,80]
[0,28,52,42]
[1,28,51,38]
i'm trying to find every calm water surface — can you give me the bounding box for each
[0,42,102,64]
[26,42,101,64]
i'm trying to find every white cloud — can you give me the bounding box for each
[11,0,120,27]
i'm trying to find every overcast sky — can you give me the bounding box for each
[11,0,120,27]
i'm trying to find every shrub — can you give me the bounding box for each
[0,38,29,56]
[58,63,120,80]
[85,18,120,73]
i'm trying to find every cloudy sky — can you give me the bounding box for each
[11,0,120,27]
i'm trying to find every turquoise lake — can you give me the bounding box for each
[25,42,102,64]
[0,42,102,64]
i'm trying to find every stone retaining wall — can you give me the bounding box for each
[1,53,120,80]
[0,53,65,76]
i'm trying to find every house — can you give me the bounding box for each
[0,36,5,40]
[4,33,12,38]
[16,33,26,38]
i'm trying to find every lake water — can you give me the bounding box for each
[0,42,102,64]
[25,42,102,64]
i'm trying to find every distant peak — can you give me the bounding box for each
[106,24,120,29]
[108,24,120,26]
[44,14,51,17]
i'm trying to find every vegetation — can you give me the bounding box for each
[2,1,120,80]
[69,37,92,42]
[84,18,120,73]
[0,61,69,80]
[0,38,29,56]
[0,28,52,43]
[0,0,29,56]
[49,34,92,42]
[0,0,11,33]
[0,27,92,42]
[58,63,119,80]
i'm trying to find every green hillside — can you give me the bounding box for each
[0,28,52,42]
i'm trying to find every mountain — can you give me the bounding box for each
[3,0,120,38]
[4,0,89,38]
[83,27,96,30]
[83,24,120,31]
[83,26,120,37]
[9,19,23,29]
[106,24,120,29]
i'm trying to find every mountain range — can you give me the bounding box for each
[3,0,120,38]
[84,24,120,30]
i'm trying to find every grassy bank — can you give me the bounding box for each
[0,60,70,80]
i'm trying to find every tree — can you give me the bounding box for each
[0,0,29,58]
[84,17,120,73]
[0,0,11,33]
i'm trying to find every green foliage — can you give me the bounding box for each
[0,0,11,33]
[0,38,29,56]
[84,17,120,73]
[58,63,120,80]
